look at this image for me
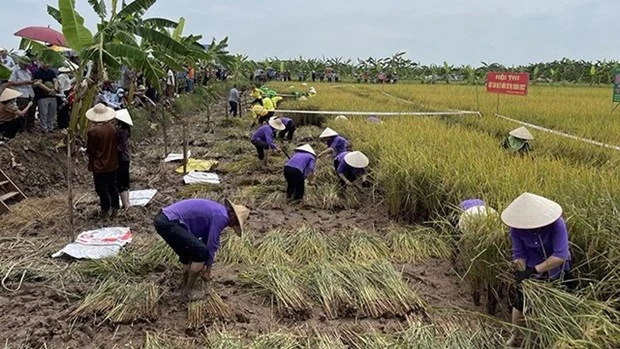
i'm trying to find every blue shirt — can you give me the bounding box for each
[285,151,316,178]
[281,117,293,127]
[510,218,571,279]
[162,199,230,266]
[251,125,277,149]
[328,136,349,158]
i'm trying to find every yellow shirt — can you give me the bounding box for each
[262,97,275,111]
[251,104,269,119]
[271,96,283,108]
[250,88,262,98]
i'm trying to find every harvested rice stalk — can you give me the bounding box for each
[304,330,347,349]
[218,231,255,265]
[255,231,294,265]
[340,230,389,264]
[144,332,198,349]
[305,262,354,319]
[143,240,180,268]
[333,262,390,318]
[387,226,452,263]
[341,330,396,349]
[240,264,311,318]
[251,332,299,349]
[367,261,427,315]
[285,227,337,264]
[78,252,148,278]
[72,279,161,323]
[205,328,245,349]
[187,291,232,328]
[521,280,620,349]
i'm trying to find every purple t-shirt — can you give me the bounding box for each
[281,117,293,127]
[251,125,276,149]
[336,151,367,177]
[328,135,349,158]
[162,199,230,266]
[285,151,316,178]
[510,217,571,279]
[460,199,485,211]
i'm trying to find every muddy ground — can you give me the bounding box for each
[0,101,485,348]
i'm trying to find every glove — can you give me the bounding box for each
[515,267,537,283]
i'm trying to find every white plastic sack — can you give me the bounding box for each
[183,172,221,185]
[52,227,133,260]
[119,189,157,208]
[164,150,191,162]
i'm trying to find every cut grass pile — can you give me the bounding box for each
[187,291,233,328]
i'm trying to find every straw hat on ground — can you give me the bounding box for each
[458,206,498,232]
[0,88,23,102]
[86,103,116,123]
[295,144,316,156]
[344,151,369,168]
[335,115,348,121]
[115,109,133,126]
[501,193,562,229]
[268,117,286,131]
[319,127,338,138]
[136,85,147,92]
[225,199,250,236]
[509,127,534,141]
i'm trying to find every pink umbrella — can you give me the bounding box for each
[14,26,67,47]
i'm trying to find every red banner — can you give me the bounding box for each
[486,72,529,96]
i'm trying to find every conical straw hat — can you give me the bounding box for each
[501,192,562,229]
[344,151,369,168]
[225,199,249,236]
[335,115,348,121]
[115,109,133,126]
[458,206,498,232]
[268,117,286,131]
[86,103,115,122]
[295,144,316,156]
[509,127,534,140]
[319,127,338,138]
[0,88,23,102]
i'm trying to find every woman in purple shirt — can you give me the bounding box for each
[250,117,285,167]
[283,144,316,202]
[277,116,296,142]
[501,192,574,338]
[153,198,249,300]
[336,151,369,189]
[317,127,351,170]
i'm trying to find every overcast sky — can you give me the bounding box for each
[1,0,617,66]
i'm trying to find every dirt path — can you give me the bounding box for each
[0,100,482,348]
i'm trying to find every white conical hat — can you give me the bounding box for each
[86,103,115,122]
[319,127,338,138]
[0,88,23,102]
[299,96,308,101]
[295,144,316,156]
[501,193,562,229]
[115,109,133,126]
[344,151,369,168]
[509,127,534,140]
[335,115,348,121]
[458,206,498,232]
[302,83,308,86]
[268,117,286,131]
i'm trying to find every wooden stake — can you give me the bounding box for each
[66,131,74,240]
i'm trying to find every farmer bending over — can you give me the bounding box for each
[502,126,533,155]
[501,192,574,345]
[250,117,285,167]
[277,116,296,142]
[317,128,351,168]
[153,199,249,300]
[335,151,369,189]
[250,99,269,125]
[283,144,316,203]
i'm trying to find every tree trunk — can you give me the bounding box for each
[206,104,212,134]
[66,131,74,241]
[161,106,169,156]
[182,119,188,174]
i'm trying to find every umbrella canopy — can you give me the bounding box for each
[15,26,67,47]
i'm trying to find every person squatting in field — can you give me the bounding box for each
[0,88,33,140]
[250,117,286,167]
[501,193,575,345]
[86,104,120,217]
[317,127,351,166]
[335,151,370,190]
[153,199,249,300]
[283,144,316,203]
[115,109,133,209]
[502,126,533,155]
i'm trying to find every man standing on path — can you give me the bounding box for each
[228,84,240,117]
[8,57,36,133]
[86,104,120,218]
[153,198,249,300]
[33,61,59,133]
